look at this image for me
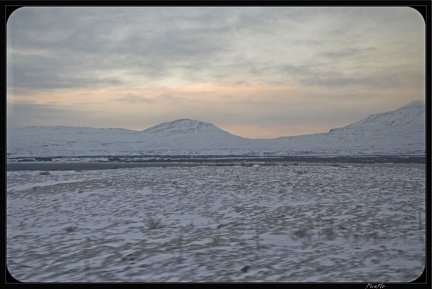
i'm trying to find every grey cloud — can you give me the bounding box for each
[7,102,83,127]
[7,7,240,92]
[7,7,425,95]
[156,93,181,101]
[297,68,425,90]
[318,47,378,59]
[8,53,123,95]
[116,92,185,104]
[117,94,155,104]
[300,75,378,88]
[279,64,313,75]
[275,43,422,89]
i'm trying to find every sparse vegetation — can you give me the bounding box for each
[7,163,425,282]
[321,227,337,241]
[145,218,163,230]
[63,226,78,233]
[293,228,312,241]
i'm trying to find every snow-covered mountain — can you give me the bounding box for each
[6,101,426,157]
[142,119,232,136]
[328,100,425,136]
[6,119,253,157]
[255,100,425,155]
[139,119,250,151]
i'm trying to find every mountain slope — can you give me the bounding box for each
[328,100,425,136]
[7,126,141,157]
[6,101,426,157]
[259,101,425,155]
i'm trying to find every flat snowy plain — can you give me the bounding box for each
[7,163,425,282]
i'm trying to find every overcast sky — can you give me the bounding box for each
[6,6,425,138]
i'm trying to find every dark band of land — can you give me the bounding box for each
[7,155,425,171]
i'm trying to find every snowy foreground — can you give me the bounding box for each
[7,164,425,282]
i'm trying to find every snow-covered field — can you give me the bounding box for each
[7,164,425,282]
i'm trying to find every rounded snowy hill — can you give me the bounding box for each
[142,119,246,139]
[138,119,251,153]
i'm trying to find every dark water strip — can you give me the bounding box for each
[6,162,200,171]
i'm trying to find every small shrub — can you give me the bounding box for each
[63,226,77,233]
[322,227,337,241]
[293,228,311,240]
[145,218,163,230]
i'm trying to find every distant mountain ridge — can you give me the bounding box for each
[7,101,426,157]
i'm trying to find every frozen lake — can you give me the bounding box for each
[7,164,425,282]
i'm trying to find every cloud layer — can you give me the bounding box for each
[7,6,425,138]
